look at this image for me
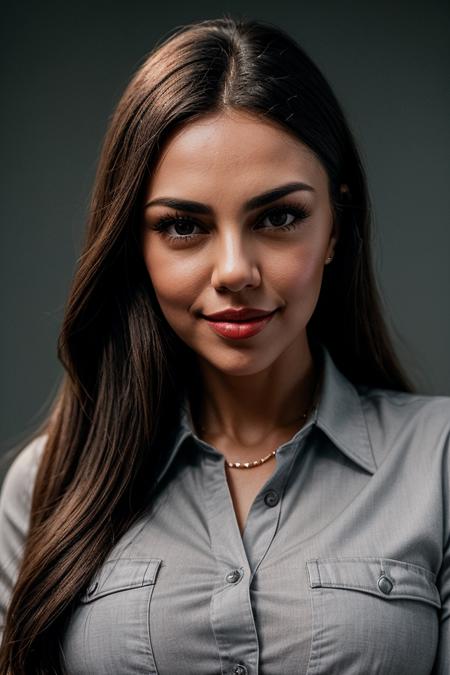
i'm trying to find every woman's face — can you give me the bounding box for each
[140,109,339,377]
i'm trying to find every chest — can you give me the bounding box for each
[61,432,444,675]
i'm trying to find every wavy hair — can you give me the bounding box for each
[0,13,415,673]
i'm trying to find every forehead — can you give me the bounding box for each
[145,110,329,201]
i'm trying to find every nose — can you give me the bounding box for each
[210,227,261,292]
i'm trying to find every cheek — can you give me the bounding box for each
[271,246,325,302]
[142,235,326,312]
[142,239,202,312]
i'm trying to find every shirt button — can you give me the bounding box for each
[264,489,279,507]
[87,581,98,596]
[226,569,242,584]
[232,665,248,675]
[377,574,393,595]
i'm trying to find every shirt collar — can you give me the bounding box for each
[315,343,376,474]
[154,341,376,486]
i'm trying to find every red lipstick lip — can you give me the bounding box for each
[202,307,278,322]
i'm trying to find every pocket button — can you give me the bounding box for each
[232,665,248,675]
[377,574,393,595]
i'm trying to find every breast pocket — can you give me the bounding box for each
[64,557,163,675]
[305,556,440,675]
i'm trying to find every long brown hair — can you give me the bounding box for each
[0,14,416,673]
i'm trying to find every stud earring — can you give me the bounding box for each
[325,254,334,264]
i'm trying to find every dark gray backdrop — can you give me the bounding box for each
[1,0,449,462]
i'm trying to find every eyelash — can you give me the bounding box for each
[150,201,311,244]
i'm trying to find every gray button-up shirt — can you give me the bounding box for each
[1,343,449,674]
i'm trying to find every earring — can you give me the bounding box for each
[325,254,334,264]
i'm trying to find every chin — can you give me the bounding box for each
[196,346,282,377]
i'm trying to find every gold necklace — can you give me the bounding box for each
[225,404,314,469]
[200,376,321,470]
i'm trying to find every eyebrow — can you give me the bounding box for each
[144,181,315,214]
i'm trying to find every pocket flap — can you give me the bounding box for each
[80,557,163,603]
[306,557,441,609]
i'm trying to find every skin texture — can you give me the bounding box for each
[141,109,343,465]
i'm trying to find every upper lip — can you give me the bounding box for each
[202,307,278,321]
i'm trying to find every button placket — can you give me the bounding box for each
[202,454,259,674]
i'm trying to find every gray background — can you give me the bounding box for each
[1,0,449,460]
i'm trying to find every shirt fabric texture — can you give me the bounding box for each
[1,342,449,674]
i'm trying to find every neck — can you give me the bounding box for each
[188,338,322,447]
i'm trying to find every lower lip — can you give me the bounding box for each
[203,311,278,340]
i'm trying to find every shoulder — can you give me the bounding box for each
[0,434,48,627]
[1,434,48,497]
[358,384,450,414]
[357,386,450,464]
[0,434,48,543]
[358,385,450,428]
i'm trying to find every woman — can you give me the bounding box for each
[0,14,448,675]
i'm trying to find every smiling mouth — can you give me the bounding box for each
[202,310,278,339]
[201,308,279,322]
[213,315,273,323]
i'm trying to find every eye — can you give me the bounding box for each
[256,203,310,231]
[150,211,203,242]
[150,201,311,244]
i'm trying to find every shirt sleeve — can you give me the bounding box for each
[433,540,450,672]
[432,419,450,674]
[0,435,47,637]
